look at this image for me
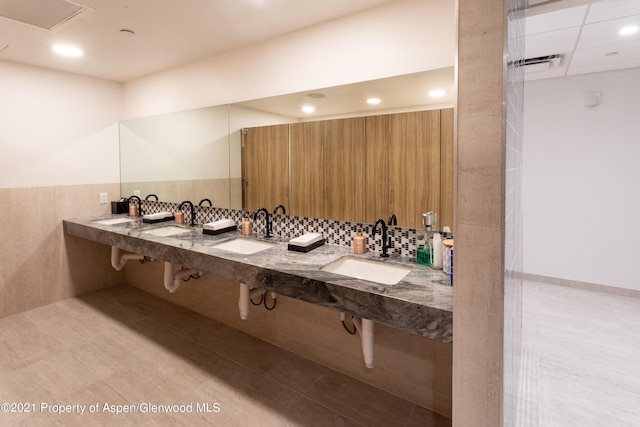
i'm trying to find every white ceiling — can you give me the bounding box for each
[234,67,456,120]
[0,0,397,82]
[0,0,636,111]
[524,0,640,80]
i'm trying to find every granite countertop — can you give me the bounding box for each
[63,215,452,343]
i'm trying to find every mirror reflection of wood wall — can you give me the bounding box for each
[243,124,289,212]
[242,108,454,230]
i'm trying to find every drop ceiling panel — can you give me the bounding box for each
[525,26,580,58]
[525,5,588,36]
[568,39,640,75]
[586,0,640,24]
[577,16,640,49]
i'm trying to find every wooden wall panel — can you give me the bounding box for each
[389,110,441,228]
[323,118,366,222]
[365,114,390,224]
[243,124,289,212]
[440,108,455,232]
[290,121,324,218]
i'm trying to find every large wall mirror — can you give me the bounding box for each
[119,67,455,229]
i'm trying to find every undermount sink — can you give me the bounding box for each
[321,257,411,285]
[143,226,192,237]
[211,238,275,255]
[95,217,135,225]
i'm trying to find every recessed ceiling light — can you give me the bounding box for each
[429,89,445,98]
[301,105,315,113]
[52,44,83,57]
[367,98,381,105]
[619,25,639,36]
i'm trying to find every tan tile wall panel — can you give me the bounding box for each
[0,184,124,318]
[124,261,453,417]
[455,0,507,425]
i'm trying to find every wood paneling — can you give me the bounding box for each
[243,124,289,212]
[290,121,324,218]
[323,118,366,222]
[243,109,454,229]
[365,115,390,224]
[389,110,441,228]
[440,108,454,231]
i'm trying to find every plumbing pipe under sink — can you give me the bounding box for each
[111,246,146,271]
[345,313,375,368]
[163,262,202,293]
[238,283,277,319]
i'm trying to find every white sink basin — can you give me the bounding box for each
[95,217,135,225]
[321,257,411,285]
[211,238,275,254]
[143,226,192,237]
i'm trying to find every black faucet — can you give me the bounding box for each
[128,195,142,216]
[372,218,391,257]
[179,200,196,226]
[273,204,286,215]
[388,214,397,226]
[145,194,158,201]
[253,208,272,237]
[199,198,212,207]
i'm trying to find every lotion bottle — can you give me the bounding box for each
[353,230,366,254]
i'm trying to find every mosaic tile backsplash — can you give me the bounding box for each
[138,200,452,259]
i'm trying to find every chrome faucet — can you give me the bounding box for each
[372,218,391,257]
[179,200,196,226]
[253,208,272,237]
[273,204,286,215]
[128,195,142,216]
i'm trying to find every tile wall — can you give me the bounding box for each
[140,200,453,260]
[0,184,124,319]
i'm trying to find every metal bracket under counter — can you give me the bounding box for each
[62,215,453,343]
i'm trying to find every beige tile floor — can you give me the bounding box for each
[516,280,640,427]
[0,285,451,427]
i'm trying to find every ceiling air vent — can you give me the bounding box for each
[511,54,562,72]
[0,0,91,32]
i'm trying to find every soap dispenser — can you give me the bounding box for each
[416,234,431,266]
[241,218,252,235]
[175,210,184,225]
[353,230,366,254]
[129,202,138,217]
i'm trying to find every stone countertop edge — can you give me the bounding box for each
[63,215,452,343]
